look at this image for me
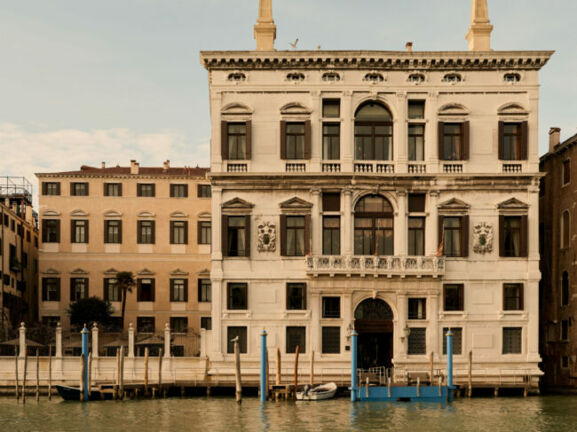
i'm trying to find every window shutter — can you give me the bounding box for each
[304,120,312,159]
[170,221,175,244]
[169,185,175,198]
[151,221,156,244]
[461,215,469,257]
[151,279,156,302]
[184,221,189,245]
[498,121,504,160]
[499,215,505,257]
[103,279,109,301]
[520,215,528,257]
[118,183,123,197]
[197,221,201,244]
[304,214,311,254]
[56,183,61,195]
[85,183,89,196]
[280,215,287,256]
[70,279,74,302]
[84,278,89,299]
[520,284,524,310]
[280,121,287,159]
[438,122,445,160]
[118,220,123,244]
[245,120,252,160]
[70,220,75,243]
[244,215,251,257]
[85,220,89,243]
[184,279,189,302]
[42,279,47,300]
[103,221,108,243]
[221,121,228,160]
[169,279,175,302]
[151,184,156,197]
[222,215,228,257]
[56,220,61,242]
[56,278,61,301]
[520,121,529,160]
[459,285,465,311]
[461,121,470,160]
[42,182,47,195]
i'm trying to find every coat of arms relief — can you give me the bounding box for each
[473,222,494,254]
[257,221,276,252]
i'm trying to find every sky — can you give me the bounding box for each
[0,0,575,203]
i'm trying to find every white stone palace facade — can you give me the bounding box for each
[201,0,553,381]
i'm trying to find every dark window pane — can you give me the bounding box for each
[198,279,211,302]
[442,328,463,355]
[444,284,464,311]
[286,283,306,310]
[201,317,212,330]
[503,327,522,354]
[408,298,426,320]
[227,216,247,257]
[170,317,188,333]
[504,283,523,311]
[228,283,248,310]
[322,99,340,118]
[408,100,425,119]
[322,297,340,318]
[227,327,247,353]
[227,123,247,160]
[408,328,426,355]
[286,326,306,354]
[137,317,155,333]
[322,327,340,354]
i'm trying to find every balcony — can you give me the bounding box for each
[354,162,395,174]
[306,255,445,278]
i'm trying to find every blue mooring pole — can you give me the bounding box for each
[351,330,358,402]
[446,329,454,402]
[260,330,267,403]
[81,324,89,402]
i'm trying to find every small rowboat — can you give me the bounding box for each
[55,385,97,401]
[296,382,338,401]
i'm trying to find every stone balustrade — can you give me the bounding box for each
[306,255,445,277]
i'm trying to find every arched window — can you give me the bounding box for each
[354,195,394,255]
[354,102,393,161]
[562,210,570,249]
[562,271,570,306]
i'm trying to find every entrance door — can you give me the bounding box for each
[354,298,394,369]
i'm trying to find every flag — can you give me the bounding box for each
[435,229,445,257]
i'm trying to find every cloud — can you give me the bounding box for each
[0,123,209,207]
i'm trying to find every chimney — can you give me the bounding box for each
[406,42,413,52]
[130,160,140,175]
[163,160,170,172]
[466,0,493,51]
[549,127,561,153]
[101,161,106,169]
[254,0,276,51]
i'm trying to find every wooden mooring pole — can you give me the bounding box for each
[48,345,53,400]
[119,346,125,400]
[14,346,19,400]
[114,349,120,400]
[429,352,434,385]
[468,350,473,398]
[144,347,149,396]
[234,339,242,404]
[293,345,300,400]
[158,348,163,398]
[35,349,40,402]
[79,355,85,402]
[309,351,315,386]
[275,348,281,386]
[87,353,92,397]
[22,352,28,404]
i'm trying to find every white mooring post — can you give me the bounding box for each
[164,324,171,359]
[55,322,63,358]
[128,323,135,358]
[19,322,26,358]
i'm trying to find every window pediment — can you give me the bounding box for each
[280,102,311,116]
[197,211,212,219]
[221,103,253,115]
[222,197,255,210]
[71,268,89,275]
[498,198,529,212]
[438,103,470,116]
[438,198,470,213]
[103,268,120,275]
[42,268,61,275]
[198,268,211,277]
[103,210,122,218]
[137,268,155,276]
[170,211,188,219]
[280,197,314,212]
[137,211,155,218]
[498,103,528,116]
[70,209,89,218]
[170,268,189,276]
[42,209,61,217]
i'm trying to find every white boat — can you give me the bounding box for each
[296,382,338,401]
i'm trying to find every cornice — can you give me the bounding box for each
[201,50,554,72]
[35,173,207,180]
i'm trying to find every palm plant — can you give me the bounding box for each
[116,271,135,330]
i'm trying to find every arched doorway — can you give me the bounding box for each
[354,298,394,369]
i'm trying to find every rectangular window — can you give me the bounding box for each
[71,220,89,243]
[170,221,188,245]
[502,327,522,354]
[42,219,60,243]
[170,279,188,302]
[322,297,341,318]
[503,283,524,311]
[322,123,340,160]
[198,221,211,245]
[227,282,248,310]
[408,217,425,256]
[444,284,464,311]
[561,320,569,341]
[501,123,524,161]
[285,122,306,160]
[322,327,340,354]
[137,317,155,333]
[442,328,463,355]
[198,279,211,302]
[323,192,341,212]
[408,328,426,355]
[500,215,527,258]
[286,283,306,310]
[408,100,425,119]
[408,124,425,161]
[197,184,212,198]
[201,317,212,330]
[70,278,88,302]
[137,183,156,197]
[71,182,89,196]
[170,184,188,198]
[408,194,426,213]
[284,216,306,256]
[104,183,122,197]
[227,123,248,160]
[442,216,468,257]
[104,278,121,302]
[227,327,247,354]
[42,182,61,196]
[137,220,155,244]
[440,123,467,161]
[170,317,188,333]
[42,278,60,301]
[104,220,122,244]
[562,356,569,369]
[355,123,393,161]
[137,279,155,302]
[42,316,60,327]
[225,216,248,257]
[408,298,427,320]
[286,326,306,354]
[322,99,340,118]
[563,160,571,185]
[323,216,341,255]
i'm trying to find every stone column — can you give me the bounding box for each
[426,191,440,256]
[55,322,63,358]
[428,293,440,360]
[395,92,408,173]
[341,91,354,173]
[309,292,321,355]
[164,323,171,358]
[311,91,322,172]
[343,188,353,256]
[128,323,135,358]
[211,280,224,360]
[395,190,407,256]
[311,189,322,255]
[91,323,99,358]
[396,295,407,360]
[212,188,223,262]
[18,322,26,358]
[427,91,439,173]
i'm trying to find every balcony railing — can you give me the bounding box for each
[227,163,248,173]
[502,164,522,173]
[354,162,395,174]
[306,255,445,277]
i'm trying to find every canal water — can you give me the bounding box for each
[1,396,577,432]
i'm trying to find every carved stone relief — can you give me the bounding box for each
[257,221,276,252]
[473,222,494,254]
